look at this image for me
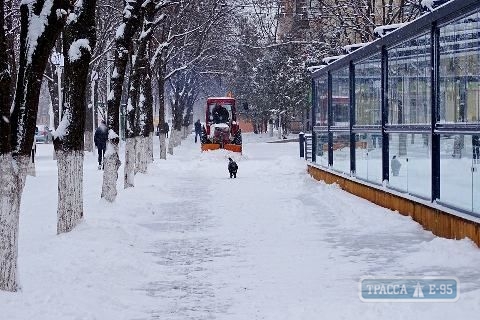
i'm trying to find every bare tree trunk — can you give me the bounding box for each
[102,140,121,202]
[4,0,15,108]
[147,132,153,163]
[0,156,28,292]
[54,0,96,234]
[84,131,93,151]
[134,136,148,173]
[0,0,16,292]
[45,59,60,129]
[175,129,182,147]
[168,129,175,155]
[126,0,155,182]
[124,137,135,188]
[3,0,70,291]
[145,70,154,164]
[159,132,167,159]
[103,0,143,201]
[0,156,17,292]
[157,74,167,159]
[85,73,98,152]
[136,62,153,173]
[56,151,84,233]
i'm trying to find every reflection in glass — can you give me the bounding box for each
[315,132,329,167]
[331,67,350,127]
[388,33,431,125]
[439,11,480,124]
[440,134,480,214]
[355,133,382,184]
[315,77,328,126]
[332,132,350,174]
[388,133,431,198]
[355,55,382,126]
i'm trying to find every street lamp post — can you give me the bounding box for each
[50,52,64,123]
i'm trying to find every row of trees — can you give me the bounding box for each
[228,0,425,133]
[0,0,239,292]
[0,0,426,292]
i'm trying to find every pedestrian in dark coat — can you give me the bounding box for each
[391,155,401,176]
[94,120,108,169]
[163,122,169,138]
[194,119,202,143]
[473,134,480,164]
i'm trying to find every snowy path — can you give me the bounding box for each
[134,136,480,319]
[2,134,480,319]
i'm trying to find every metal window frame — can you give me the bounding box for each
[310,0,480,210]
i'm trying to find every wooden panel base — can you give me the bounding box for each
[307,164,480,247]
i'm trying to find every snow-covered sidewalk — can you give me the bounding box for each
[1,134,480,319]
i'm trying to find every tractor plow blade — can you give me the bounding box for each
[224,144,242,153]
[201,144,221,151]
[201,143,242,153]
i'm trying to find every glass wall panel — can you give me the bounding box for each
[439,134,480,214]
[355,133,383,184]
[332,132,350,174]
[331,67,350,127]
[388,133,431,198]
[388,33,431,125]
[439,11,480,124]
[315,132,329,167]
[315,76,328,126]
[355,55,382,125]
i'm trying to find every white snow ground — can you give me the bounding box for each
[1,133,480,319]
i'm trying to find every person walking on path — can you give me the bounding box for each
[163,121,169,138]
[94,120,108,170]
[194,119,202,143]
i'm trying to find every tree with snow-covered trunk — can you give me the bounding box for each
[102,0,143,202]
[144,69,154,164]
[134,68,153,175]
[84,70,98,152]
[4,0,16,106]
[53,0,97,234]
[45,61,60,128]
[2,0,71,292]
[86,0,123,151]
[152,24,169,160]
[125,0,157,188]
[45,38,63,131]
[156,70,167,159]
[0,0,15,293]
[167,89,182,155]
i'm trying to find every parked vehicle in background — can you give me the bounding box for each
[35,125,53,143]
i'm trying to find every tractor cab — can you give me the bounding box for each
[201,97,242,153]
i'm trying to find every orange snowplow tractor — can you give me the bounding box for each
[201,144,221,151]
[224,144,242,153]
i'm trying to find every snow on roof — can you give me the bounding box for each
[322,55,346,65]
[421,0,452,12]
[307,65,326,73]
[342,42,371,54]
[373,22,409,38]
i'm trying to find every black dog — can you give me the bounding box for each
[228,157,238,178]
